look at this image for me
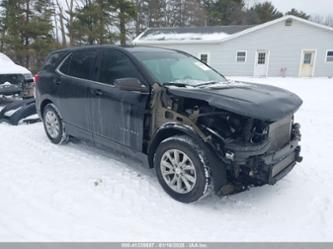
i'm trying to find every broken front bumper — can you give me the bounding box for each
[262,142,302,185]
[224,124,302,185]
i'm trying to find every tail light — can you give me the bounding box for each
[34,73,40,85]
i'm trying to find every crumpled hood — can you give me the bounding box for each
[167,81,303,122]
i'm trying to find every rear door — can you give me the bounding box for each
[55,49,98,139]
[90,48,150,152]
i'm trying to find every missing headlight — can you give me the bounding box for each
[251,121,269,144]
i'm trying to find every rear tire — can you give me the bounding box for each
[154,135,212,203]
[42,104,69,144]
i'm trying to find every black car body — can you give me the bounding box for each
[35,45,303,203]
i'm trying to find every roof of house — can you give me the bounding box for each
[133,15,333,45]
[138,25,254,42]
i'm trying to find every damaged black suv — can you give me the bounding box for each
[35,46,303,203]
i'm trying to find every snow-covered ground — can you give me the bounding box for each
[0,77,332,242]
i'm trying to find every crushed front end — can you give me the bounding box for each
[149,82,303,196]
[222,116,302,190]
[189,105,303,194]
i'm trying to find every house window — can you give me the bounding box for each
[326,51,333,62]
[236,51,246,63]
[200,54,208,64]
[303,52,313,64]
[258,52,266,64]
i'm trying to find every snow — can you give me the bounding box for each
[141,32,230,42]
[0,52,31,75]
[0,77,333,242]
[1,82,12,86]
[0,53,14,64]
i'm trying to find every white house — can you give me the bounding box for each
[133,16,333,77]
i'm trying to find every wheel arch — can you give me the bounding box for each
[40,99,53,117]
[148,122,229,193]
[147,123,205,169]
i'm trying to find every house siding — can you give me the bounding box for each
[143,19,333,77]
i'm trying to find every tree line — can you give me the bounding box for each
[0,0,330,72]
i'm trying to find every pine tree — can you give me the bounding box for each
[0,0,23,62]
[112,0,137,46]
[29,0,56,71]
[207,0,246,26]
[0,0,56,71]
[247,1,283,24]
[286,9,310,20]
[69,0,113,45]
[0,2,5,51]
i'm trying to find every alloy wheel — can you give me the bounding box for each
[160,149,197,194]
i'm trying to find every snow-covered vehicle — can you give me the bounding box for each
[0,52,34,98]
[35,46,303,203]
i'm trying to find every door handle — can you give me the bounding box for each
[95,89,103,96]
[89,88,104,96]
[53,78,61,86]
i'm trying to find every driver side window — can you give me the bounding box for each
[99,49,141,85]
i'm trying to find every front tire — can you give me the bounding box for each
[42,104,69,144]
[154,135,212,203]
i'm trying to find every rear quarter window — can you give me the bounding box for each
[43,51,67,70]
[59,54,71,75]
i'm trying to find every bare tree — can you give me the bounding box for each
[182,0,207,26]
[55,0,67,46]
[311,14,333,28]
[54,0,77,46]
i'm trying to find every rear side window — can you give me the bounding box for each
[99,49,141,85]
[43,51,67,70]
[67,50,97,80]
[59,54,71,75]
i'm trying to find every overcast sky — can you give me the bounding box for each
[58,0,333,18]
[247,0,333,16]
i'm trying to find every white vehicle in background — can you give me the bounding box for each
[0,52,37,125]
[0,52,34,98]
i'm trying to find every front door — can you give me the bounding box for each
[300,50,316,77]
[254,50,269,77]
[90,48,150,152]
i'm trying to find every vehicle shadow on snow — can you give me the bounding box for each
[196,185,281,210]
[66,137,285,209]
[67,137,157,180]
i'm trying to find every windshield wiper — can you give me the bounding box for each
[193,81,225,87]
[163,82,189,87]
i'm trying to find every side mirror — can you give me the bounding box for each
[114,78,147,92]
